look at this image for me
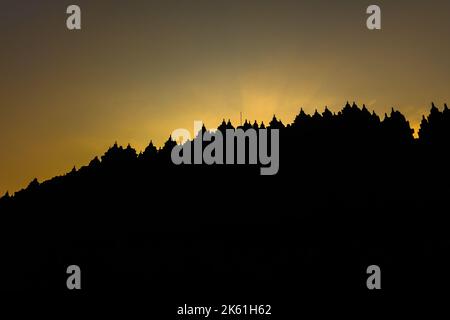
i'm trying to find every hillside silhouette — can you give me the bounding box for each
[0,102,449,307]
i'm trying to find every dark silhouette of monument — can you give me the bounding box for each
[0,102,449,310]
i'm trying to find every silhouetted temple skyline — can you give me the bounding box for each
[1,101,449,199]
[1,100,449,300]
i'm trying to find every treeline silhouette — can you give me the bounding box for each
[0,102,449,305]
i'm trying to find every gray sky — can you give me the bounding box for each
[0,0,449,194]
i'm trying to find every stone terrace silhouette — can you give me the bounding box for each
[0,102,449,305]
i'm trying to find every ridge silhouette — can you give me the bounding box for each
[0,102,449,306]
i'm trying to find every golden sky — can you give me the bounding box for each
[1,0,449,194]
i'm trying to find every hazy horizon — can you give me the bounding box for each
[1,0,449,194]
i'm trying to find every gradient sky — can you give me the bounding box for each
[1,0,449,194]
